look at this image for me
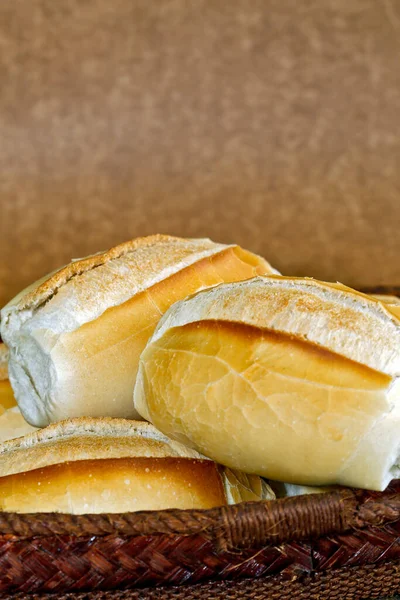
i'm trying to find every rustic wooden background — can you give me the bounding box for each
[1,0,399,307]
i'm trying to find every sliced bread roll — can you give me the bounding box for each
[0,343,37,443]
[134,276,400,491]
[0,235,277,427]
[0,417,274,513]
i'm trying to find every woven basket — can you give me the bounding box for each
[2,286,400,599]
[1,478,400,598]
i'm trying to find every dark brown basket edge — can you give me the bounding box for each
[1,481,400,552]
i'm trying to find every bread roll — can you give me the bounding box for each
[0,343,37,443]
[0,417,274,513]
[134,276,400,491]
[0,235,277,427]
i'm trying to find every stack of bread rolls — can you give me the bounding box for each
[0,235,276,512]
[2,235,276,425]
[0,234,399,515]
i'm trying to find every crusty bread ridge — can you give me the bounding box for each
[1,236,277,426]
[2,236,237,333]
[146,277,400,375]
[4,235,229,314]
[0,416,204,476]
[134,276,400,491]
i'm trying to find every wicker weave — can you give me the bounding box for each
[0,481,399,595]
[3,560,400,599]
[2,483,400,545]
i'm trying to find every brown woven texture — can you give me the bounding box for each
[0,481,400,594]
[4,560,400,600]
[1,482,400,545]
[0,488,360,547]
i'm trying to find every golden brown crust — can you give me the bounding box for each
[0,457,227,513]
[149,276,400,376]
[171,320,391,387]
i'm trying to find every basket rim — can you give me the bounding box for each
[1,481,399,552]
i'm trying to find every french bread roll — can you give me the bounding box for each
[134,276,400,491]
[0,417,274,513]
[0,343,37,443]
[0,235,277,427]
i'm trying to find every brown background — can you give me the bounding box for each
[0,0,399,308]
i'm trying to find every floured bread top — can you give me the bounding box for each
[5,235,197,312]
[151,276,400,376]
[1,235,274,337]
[0,417,204,478]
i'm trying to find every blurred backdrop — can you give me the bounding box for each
[1,0,399,307]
